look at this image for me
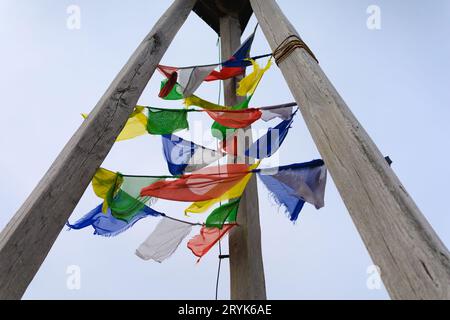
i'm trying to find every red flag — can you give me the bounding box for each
[206,108,262,129]
[140,164,250,202]
[187,224,237,260]
[204,67,245,81]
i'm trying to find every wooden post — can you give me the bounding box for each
[0,0,197,300]
[220,15,267,300]
[250,0,450,299]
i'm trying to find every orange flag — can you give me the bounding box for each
[187,224,237,260]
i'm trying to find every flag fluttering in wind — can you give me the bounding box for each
[161,134,224,175]
[206,108,262,129]
[245,112,295,159]
[147,108,189,135]
[67,203,162,237]
[185,162,259,214]
[257,160,327,221]
[140,164,252,202]
[237,59,272,97]
[187,224,237,260]
[205,198,240,229]
[136,218,193,262]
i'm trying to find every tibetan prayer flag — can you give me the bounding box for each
[237,59,272,96]
[187,224,236,260]
[205,198,240,229]
[162,134,224,175]
[159,73,179,99]
[260,106,294,122]
[184,162,259,214]
[160,79,184,100]
[257,160,327,221]
[210,97,252,140]
[67,203,162,237]
[92,168,122,212]
[184,95,227,110]
[245,113,295,159]
[108,175,161,222]
[206,108,262,129]
[204,31,256,81]
[136,218,193,262]
[140,164,251,202]
[146,108,189,135]
[82,107,148,142]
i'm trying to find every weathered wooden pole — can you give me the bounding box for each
[250,0,450,299]
[220,15,267,300]
[0,0,197,300]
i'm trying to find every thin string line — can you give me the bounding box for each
[160,213,203,226]
[215,34,223,301]
[145,102,297,113]
[175,53,272,70]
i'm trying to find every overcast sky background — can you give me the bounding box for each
[0,0,449,300]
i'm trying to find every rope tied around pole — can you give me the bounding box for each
[273,35,319,65]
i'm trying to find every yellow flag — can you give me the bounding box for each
[236,59,272,96]
[184,95,226,110]
[184,162,260,215]
[82,107,148,142]
[92,168,121,213]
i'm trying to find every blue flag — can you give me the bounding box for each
[257,160,327,221]
[67,203,162,237]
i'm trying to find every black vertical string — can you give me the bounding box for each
[215,35,223,301]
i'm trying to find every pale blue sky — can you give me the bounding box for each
[0,0,449,299]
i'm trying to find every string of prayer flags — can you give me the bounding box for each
[146,107,189,135]
[205,198,240,229]
[245,112,295,159]
[161,134,224,175]
[257,160,327,222]
[237,59,272,97]
[187,224,237,260]
[140,163,252,202]
[136,218,193,262]
[185,162,259,214]
[158,65,216,98]
[66,203,162,237]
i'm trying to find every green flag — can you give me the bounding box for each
[160,79,184,100]
[205,198,241,229]
[147,108,189,135]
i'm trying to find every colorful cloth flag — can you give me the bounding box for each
[245,112,295,159]
[108,175,162,222]
[205,198,240,229]
[92,168,122,212]
[140,164,251,202]
[159,79,184,100]
[187,224,236,260]
[257,160,327,221]
[82,107,148,142]
[135,218,193,262]
[206,108,262,129]
[146,108,189,135]
[184,162,259,214]
[236,59,272,97]
[161,134,224,175]
[210,97,252,140]
[260,105,295,122]
[66,203,162,237]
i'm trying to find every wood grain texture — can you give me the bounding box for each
[250,0,450,300]
[220,15,267,300]
[0,0,197,300]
